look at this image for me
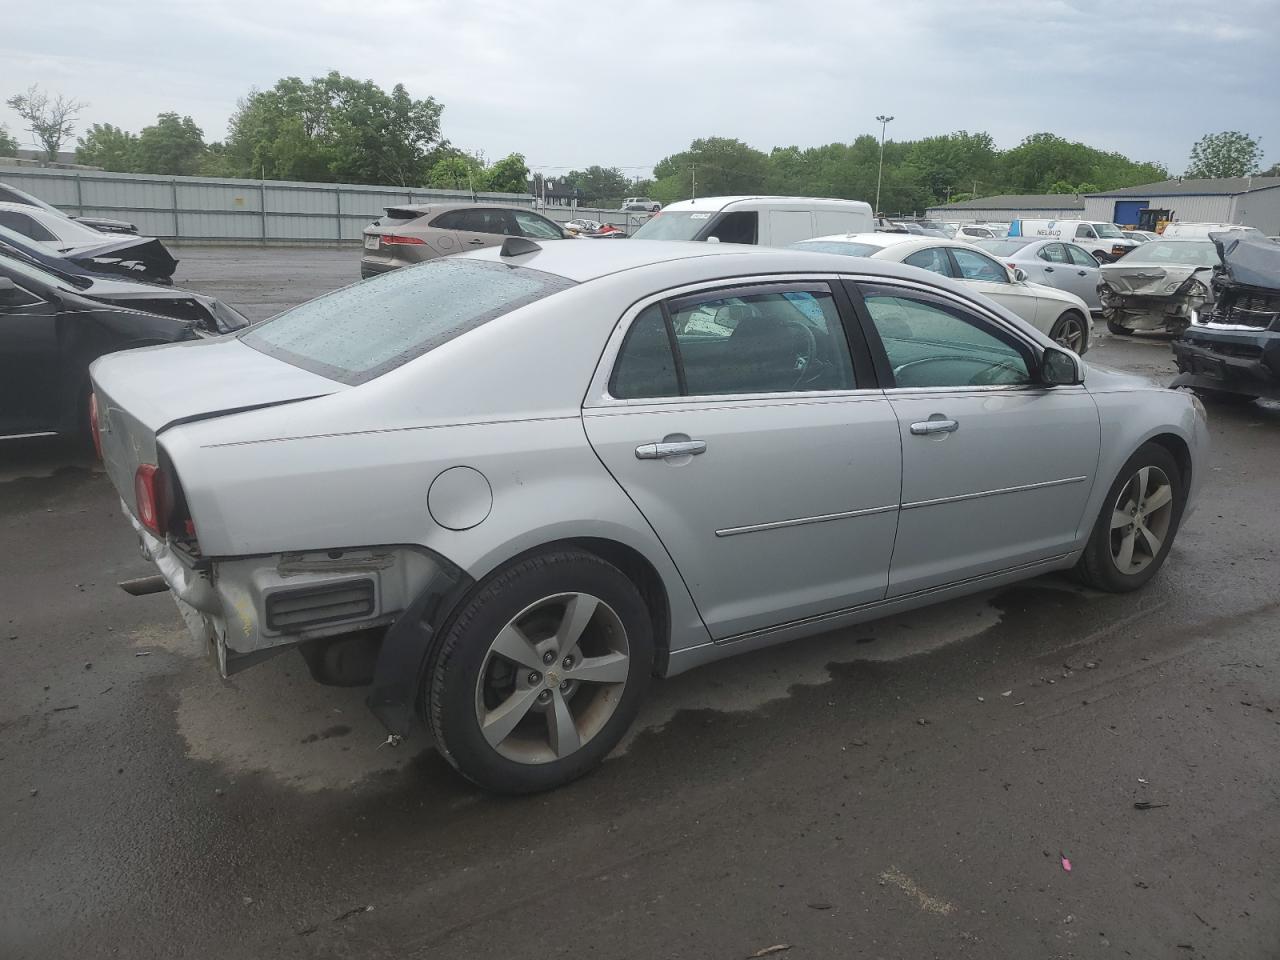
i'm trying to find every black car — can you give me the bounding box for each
[0,252,248,440]
[1172,233,1280,403]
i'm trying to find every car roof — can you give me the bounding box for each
[662,196,872,213]
[459,237,984,286]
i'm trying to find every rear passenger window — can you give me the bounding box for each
[430,210,465,229]
[1038,243,1069,263]
[0,209,57,242]
[610,284,856,399]
[903,247,954,277]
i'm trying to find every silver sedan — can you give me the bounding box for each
[977,237,1104,311]
[90,239,1208,793]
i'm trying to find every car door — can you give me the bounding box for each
[421,209,467,256]
[1064,244,1102,309]
[849,279,1100,596]
[454,208,512,251]
[947,246,1050,333]
[583,279,902,640]
[0,272,62,436]
[1029,241,1070,290]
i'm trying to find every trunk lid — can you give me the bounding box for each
[1101,262,1201,296]
[90,337,343,518]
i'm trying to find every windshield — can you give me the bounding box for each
[1124,240,1218,267]
[242,258,572,385]
[630,211,714,241]
[1093,223,1125,238]
[976,238,1033,255]
[793,240,882,257]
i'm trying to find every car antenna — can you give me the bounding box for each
[500,237,541,257]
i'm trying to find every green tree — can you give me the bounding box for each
[134,113,205,175]
[0,123,17,156]
[428,153,485,190]
[75,123,139,170]
[565,165,630,204]
[652,137,769,203]
[1001,132,1165,195]
[1186,131,1262,178]
[905,131,997,203]
[484,153,530,194]
[224,72,443,185]
[5,85,86,160]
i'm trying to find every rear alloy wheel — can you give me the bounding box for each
[1049,311,1088,354]
[427,550,653,793]
[1077,443,1185,592]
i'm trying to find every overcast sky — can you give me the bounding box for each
[3,0,1276,179]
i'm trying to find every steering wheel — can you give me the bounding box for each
[782,321,819,388]
[892,355,1026,388]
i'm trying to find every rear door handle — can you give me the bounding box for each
[467,239,485,245]
[1077,270,1088,276]
[635,440,707,460]
[910,418,959,436]
[1044,266,1055,273]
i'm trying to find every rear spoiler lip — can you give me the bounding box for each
[156,394,334,438]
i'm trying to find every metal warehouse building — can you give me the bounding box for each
[925,193,1085,223]
[1083,177,1280,233]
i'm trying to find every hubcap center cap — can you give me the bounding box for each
[545,669,561,686]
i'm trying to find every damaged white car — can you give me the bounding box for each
[1098,238,1220,335]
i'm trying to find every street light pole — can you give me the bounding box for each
[874,114,894,216]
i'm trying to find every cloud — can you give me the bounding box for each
[1,0,1275,176]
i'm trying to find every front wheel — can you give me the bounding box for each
[1049,311,1089,354]
[426,549,653,793]
[1077,443,1185,592]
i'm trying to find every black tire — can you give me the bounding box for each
[1106,317,1134,336]
[1049,310,1089,354]
[426,549,653,794]
[1076,442,1186,593]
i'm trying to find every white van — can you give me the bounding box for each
[630,196,873,247]
[1010,219,1142,261]
[1160,222,1265,239]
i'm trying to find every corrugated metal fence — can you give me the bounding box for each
[0,165,560,243]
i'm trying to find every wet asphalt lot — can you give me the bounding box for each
[2,246,1279,959]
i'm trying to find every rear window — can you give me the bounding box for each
[794,240,882,257]
[241,258,572,385]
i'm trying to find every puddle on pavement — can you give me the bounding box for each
[618,591,1004,753]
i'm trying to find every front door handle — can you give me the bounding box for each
[1044,266,1055,273]
[467,239,485,245]
[635,440,707,460]
[910,418,959,436]
[1077,270,1088,276]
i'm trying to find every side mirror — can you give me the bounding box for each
[1042,347,1083,386]
[1013,267,1028,283]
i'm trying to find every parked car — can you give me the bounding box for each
[1160,222,1266,240]
[1009,219,1141,262]
[1172,232,1280,403]
[793,233,1093,352]
[0,251,246,441]
[632,196,873,246]
[621,198,661,212]
[0,201,178,284]
[0,180,139,235]
[361,203,568,277]
[976,237,1104,312]
[563,219,603,234]
[953,224,1002,243]
[1125,230,1160,242]
[89,239,1206,793]
[1097,238,1221,335]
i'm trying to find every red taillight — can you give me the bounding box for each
[379,234,425,245]
[134,464,166,536]
[89,393,103,461]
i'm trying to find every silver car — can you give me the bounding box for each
[91,240,1208,793]
[360,203,567,277]
[977,237,1104,312]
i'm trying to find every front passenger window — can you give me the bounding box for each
[950,248,1009,283]
[903,247,954,277]
[861,289,1032,389]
